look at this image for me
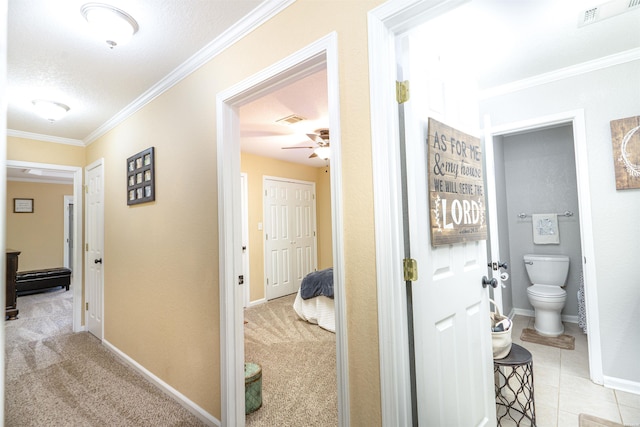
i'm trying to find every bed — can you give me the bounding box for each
[292,267,335,333]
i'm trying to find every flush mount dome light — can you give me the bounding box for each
[32,100,70,122]
[81,3,139,49]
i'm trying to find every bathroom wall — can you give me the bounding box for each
[501,125,582,318]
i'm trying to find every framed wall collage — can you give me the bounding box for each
[127,147,155,205]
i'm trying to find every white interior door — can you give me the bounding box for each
[264,177,316,300]
[85,159,104,340]
[401,24,495,426]
[241,173,250,307]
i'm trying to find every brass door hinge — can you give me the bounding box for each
[396,80,410,104]
[85,302,89,311]
[403,258,418,281]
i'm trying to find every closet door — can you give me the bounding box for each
[264,178,317,300]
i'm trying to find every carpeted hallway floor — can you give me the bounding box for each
[4,287,205,426]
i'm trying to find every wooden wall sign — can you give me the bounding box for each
[610,115,640,190]
[427,118,487,247]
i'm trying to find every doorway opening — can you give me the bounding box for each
[485,110,602,384]
[5,160,84,332]
[217,33,348,426]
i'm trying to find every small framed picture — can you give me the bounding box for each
[13,198,34,213]
[126,147,155,206]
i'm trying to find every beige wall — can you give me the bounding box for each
[241,152,333,302]
[80,0,384,422]
[7,136,85,166]
[6,181,73,271]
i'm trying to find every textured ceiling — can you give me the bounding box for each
[6,0,640,180]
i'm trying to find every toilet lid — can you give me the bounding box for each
[528,284,566,298]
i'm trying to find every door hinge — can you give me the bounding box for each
[85,302,89,311]
[84,185,88,194]
[403,258,418,281]
[238,275,244,285]
[85,243,89,251]
[396,80,410,104]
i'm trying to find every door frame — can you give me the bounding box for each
[217,33,347,426]
[484,109,603,384]
[6,160,84,332]
[84,158,105,340]
[368,0,471,424]
[63,195,74,270]
[263,176,318,301]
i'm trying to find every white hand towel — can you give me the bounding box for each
[532,213,560,244]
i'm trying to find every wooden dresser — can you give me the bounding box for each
[6,249,20,320]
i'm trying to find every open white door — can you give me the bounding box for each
[398,19,495,426]
[85,159,104,340]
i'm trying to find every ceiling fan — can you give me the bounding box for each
[282,128,330,159]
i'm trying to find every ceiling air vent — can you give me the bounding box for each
[275,114,306,125]
[578,0,640,27]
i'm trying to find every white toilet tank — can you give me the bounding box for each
[523,254,570,286]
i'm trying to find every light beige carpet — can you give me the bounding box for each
[244,294,337,426]
[579,413,625,426]
[5,288,205,426]
[520,327,575,350]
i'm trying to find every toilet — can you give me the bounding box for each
[524,254,570,337]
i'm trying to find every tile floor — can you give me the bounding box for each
[502,315,640,426]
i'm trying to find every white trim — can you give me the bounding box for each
[486,109,603,385]
[247,298,266,308]
[6,160,84,333]
[103,339,220,426]
[512,308,579,325]
[368,1,470,424]
[603,376,640,396]
[7,129,84,146]
[84,0,294,145]
[217,33,347,426]
[479,47,640,100]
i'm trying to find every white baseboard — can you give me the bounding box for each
[103,339,220,427]
[512,308,578,324]
[248,298,266,307]
[603,375,640,396]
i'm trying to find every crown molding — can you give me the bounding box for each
[7,129,85,146]
[479,47,640,100]
[84,0,295,145]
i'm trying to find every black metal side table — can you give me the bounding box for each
[494,343,536,426]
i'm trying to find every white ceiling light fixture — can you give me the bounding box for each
[31,99,70,122]
[81,3,139,49]
[313,146,331,160]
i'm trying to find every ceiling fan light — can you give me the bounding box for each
[32,100,70,122]
[314,146,331,160]
[81,3,139,48]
